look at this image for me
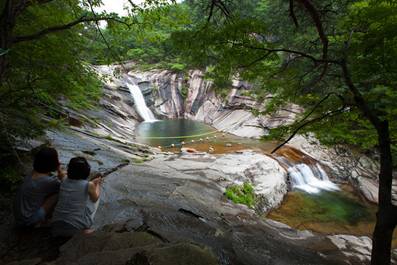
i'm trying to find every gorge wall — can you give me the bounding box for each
[125,68,302,139]
[94,64,392,205]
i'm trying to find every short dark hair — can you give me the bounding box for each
[33,147,60,173]
[67,157,91,180]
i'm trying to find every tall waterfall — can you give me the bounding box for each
[126,83,157,122]
[277,157,339,194]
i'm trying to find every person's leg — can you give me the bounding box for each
[42,193,58,219]
[25,207,46,227]
[89,199,100,220]
[83,199,100,234]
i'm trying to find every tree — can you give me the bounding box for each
[172,0,397,264]
[0,0,169,188]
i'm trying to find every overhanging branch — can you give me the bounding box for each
[295,0,328,60]
[226,41,339,65]
[12,15,128,43]
[271,106,345,154]
[270,92,345,154]
[289,0,299,28]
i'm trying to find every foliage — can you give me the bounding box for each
[225,182,256,208]
[0,1,105,167]
[84,3,192,69]
[0,166,23,194]
[172,0,397,167]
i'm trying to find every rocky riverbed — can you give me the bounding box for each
[2,64,396,265]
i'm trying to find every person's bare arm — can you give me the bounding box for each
[57,165,66,181]
[88,177,102,202]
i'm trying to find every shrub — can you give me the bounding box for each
[225,182,256,208]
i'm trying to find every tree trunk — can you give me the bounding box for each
[371,120,396,265]
[341,60,396,264]
[0,0,12,82]
[371,209,396,265]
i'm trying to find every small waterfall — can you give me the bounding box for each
[276,155,339,194]
[126,83,157,122]
[288,163,339,194]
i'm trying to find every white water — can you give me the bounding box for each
[288,163,339,194]
[126,83,157,122]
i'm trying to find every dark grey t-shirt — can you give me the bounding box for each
[14,175,60,226]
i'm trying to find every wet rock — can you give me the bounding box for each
[328,235,373,264]
[68,115,83,127]
[122,69,302,139]
[181,147,199,153]
[6,258,42,265]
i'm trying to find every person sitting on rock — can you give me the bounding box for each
[51,157,103,237]
[14,147,65,228]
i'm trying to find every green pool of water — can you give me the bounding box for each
[135,119,216,147]
[295,191,372,224]
[135,119,277,153]
[268,187,378,236]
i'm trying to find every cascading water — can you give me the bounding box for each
[288,163,339,193]
[277,156,339,194]
[126,83,157,122]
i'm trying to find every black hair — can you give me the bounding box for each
[33,147,60,173]
[67,157,91,180]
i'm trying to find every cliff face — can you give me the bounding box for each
[93,65,392,205]
[127,69,302,139]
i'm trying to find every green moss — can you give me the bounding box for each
[180,85,188,99]
[225,182,256,208]
[105,135,114,141]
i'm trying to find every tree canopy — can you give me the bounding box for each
[1,0,396,263]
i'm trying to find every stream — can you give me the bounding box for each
[133,118,393,242]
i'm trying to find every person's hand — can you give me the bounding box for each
[57,165,66,180]
[92,176,103,186]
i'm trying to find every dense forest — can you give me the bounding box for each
[0,0,396,264]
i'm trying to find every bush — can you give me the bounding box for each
[225,182,256,208]
[0,165,23,193]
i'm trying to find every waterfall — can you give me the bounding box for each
[287,163,339,194]
[126,83,157,122]
[275,156,339,194]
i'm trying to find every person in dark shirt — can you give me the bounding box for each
[14,147,65,228]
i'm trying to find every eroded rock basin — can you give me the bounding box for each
[2,119,395,264]
[134,119,384,241]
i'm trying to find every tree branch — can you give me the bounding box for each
[12,15,127,43]
[206,0,230,23]
[271,106,345,154]
[238,51,272,69]
[86,0,127,72]
[270,92,345,154]
[340,59,381,128]
[289,0,299,28]
[207,1,215,22]
[227,41,339,65]
[294,0,330,86]
[295,0,328,60]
